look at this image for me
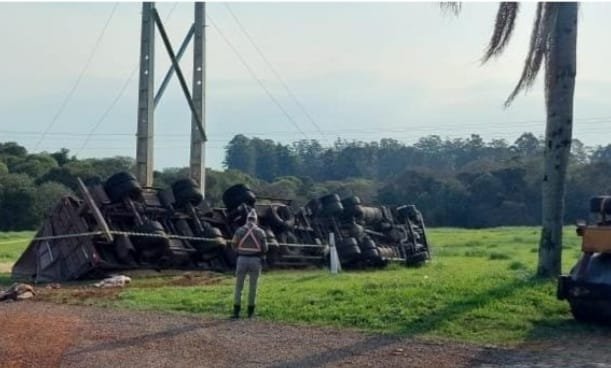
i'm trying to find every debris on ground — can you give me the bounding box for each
[93,275,132,288]
[0,283,36,301]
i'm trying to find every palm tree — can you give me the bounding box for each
[444,2,578,277]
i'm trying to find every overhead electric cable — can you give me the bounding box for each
[10,115,611,140]
[75,73,136,156]
[206,13,309,139]
[34,2,120,151]
[75,2,179,157]
[224,3,327,142]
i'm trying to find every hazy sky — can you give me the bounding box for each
[1,2,611,170]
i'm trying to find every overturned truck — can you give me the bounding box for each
[12,172,430,282]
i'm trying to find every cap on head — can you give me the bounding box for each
[247,209,257,222]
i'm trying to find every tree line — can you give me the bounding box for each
[224,133,611,227]
[1,133,610,230]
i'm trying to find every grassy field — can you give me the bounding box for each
[0,231,32,275]
[0,227,607,344]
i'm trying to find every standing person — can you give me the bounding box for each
[231,208,268,319]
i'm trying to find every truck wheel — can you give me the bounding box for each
[266,205,295,231]
[223,184,256,210]
[104,172,142,203]
[320,194,344,216]
[338,237,361,261]
[172,178,203,208]
[305,199,322,216]
[133,220,169,260]
[345,223,365,239]
[569,300,595,323]
[341,196,361,208]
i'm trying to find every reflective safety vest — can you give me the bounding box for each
[236,225,263,255]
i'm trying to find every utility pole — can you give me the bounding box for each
[136,2,155,187]
[135,1,207,191]
[190,2,206,193]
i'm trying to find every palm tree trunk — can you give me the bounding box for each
[537,3,578,278]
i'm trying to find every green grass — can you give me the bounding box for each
[0,232,32,282]
[0,231,33,263]
[1,227,608,344]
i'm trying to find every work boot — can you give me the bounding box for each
[247,305,255,318]
[231,304,241,319]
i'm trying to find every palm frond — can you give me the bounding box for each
[440,2,462,16]
[482,2,520,63]
[505,2,558,107]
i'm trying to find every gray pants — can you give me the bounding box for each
[234,256,262,306]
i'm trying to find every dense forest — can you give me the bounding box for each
[1,132,611,230]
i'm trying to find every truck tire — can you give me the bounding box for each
[113,234,137,265]
[405,251,428,267]
[569,300,611,324]
[341,196,361,208]
[223,184,256,210]
[305,199,322,216]
[320,194,344,216]
[345,223,365,239]
[104,172,142,203]
[266,205,295,231]
[227,204,251,226]
[359,237,381,262]
[337,237,361,261]
[192,225,226,255]
[132,220,169,260]
[172,178,203,208]
[357,206,385,224]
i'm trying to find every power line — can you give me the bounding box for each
[74,70,137,156]
[224,3,328,143]
[206,13,309,139]
[47,145,227,151]
[34,2,119,151]
[74,2,180,157]
[12,115,611,139]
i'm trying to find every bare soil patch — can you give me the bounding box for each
[0,303,83,368]
[1,301,610,368]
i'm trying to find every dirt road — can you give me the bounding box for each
[1,301,611,368]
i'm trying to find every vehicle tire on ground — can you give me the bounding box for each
[569,299,611,324]
[405,250,428,267]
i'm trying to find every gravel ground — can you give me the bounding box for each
[1,301,611,368]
